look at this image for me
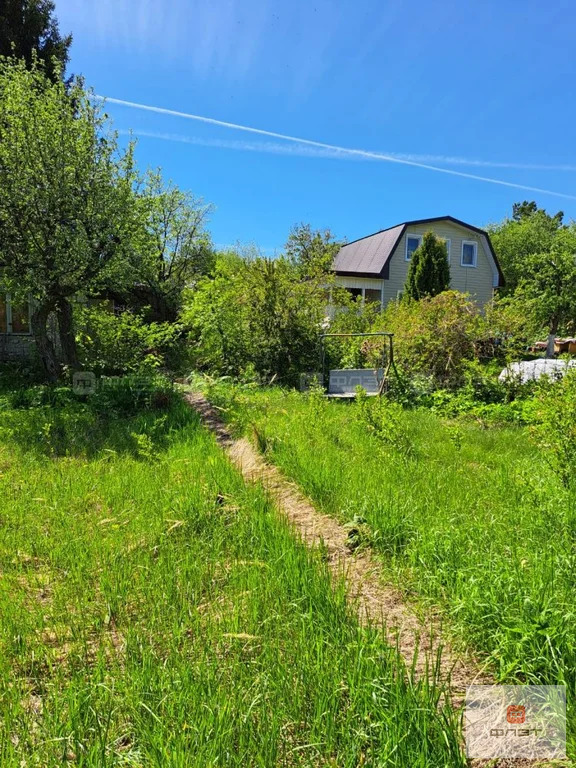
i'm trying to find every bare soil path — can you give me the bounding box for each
[185,392,490,692]
[185,390,551,768]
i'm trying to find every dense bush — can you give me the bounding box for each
[75,305,187,375]
[0,361,45,391]
[89,373,178,416]
[375,291,488,389]
[530,369,576,488]
[183,252,330,385]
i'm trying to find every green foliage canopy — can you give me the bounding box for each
[0,0,71,80]
[129,170,214,322]
[377,290,486,388]
[285,223,341,278]
[489,201,566,293]
[0,58,138,377]
[183,250,331,383]
[513,236,576,346]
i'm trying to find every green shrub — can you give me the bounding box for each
[376,291,487,389]
[384,373,436,409]
[75,305,187,375]
[4,385,76,410]
[183,253,329,385]
[405,230,450,300]
[0,361,45,391]
[530,369,576,488]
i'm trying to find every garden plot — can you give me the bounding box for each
[203,381,576,759]
[0,383,462,767]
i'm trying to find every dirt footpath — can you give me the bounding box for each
[185,390,553,768]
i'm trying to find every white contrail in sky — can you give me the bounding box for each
[120,128,576,172]
[116,128,398,160]
[100,95,576,201]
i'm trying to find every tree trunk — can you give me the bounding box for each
[55,296,79,368]
[31,300,58,382]
[546,317,559,359]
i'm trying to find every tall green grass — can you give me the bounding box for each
[205,382,576,746]
[0,383,462,766]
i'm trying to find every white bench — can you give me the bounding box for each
[327,368,384,397]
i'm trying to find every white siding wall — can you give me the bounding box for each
[334,276,384,291]
[333,275,385,307]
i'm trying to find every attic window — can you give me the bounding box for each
[461,241,478,267]
[405,234,422,261]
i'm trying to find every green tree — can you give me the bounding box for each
[0,59,137,379]
[183,251,329,383]
[0,0,71,81]
[511,229,576,358]
[512,200,564,225]
[405,231,450,300]
[489,202,565,292]
[182,252,251,377]
[285,223,341,278]
[128,170,214,322]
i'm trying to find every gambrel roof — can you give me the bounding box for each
[333,216,504,285]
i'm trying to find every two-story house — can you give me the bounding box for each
[332,216,504,308]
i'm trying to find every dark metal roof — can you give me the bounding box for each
[333,224,404,277]
[333,216,505,286]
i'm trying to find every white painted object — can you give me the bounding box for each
[328,368,383,396]
[499,358,576,384]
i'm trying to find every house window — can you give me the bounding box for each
[461,240,478,267]
[342,286,383,309]
[11,299,31,334]
[405,234,422,261]
[0,294,32,335]
[444,239,451,259]
[365,288,383,306]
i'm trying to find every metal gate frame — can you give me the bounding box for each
[319,332,396,397]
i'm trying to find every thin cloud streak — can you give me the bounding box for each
[120,128,576,172]
[102,95,576,201]
[118,128,380,159]
[390,154,576,172]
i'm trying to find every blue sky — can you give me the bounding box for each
[56,0,576,253]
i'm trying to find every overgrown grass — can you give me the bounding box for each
[0,379,463,766]
[204,380,576,754]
